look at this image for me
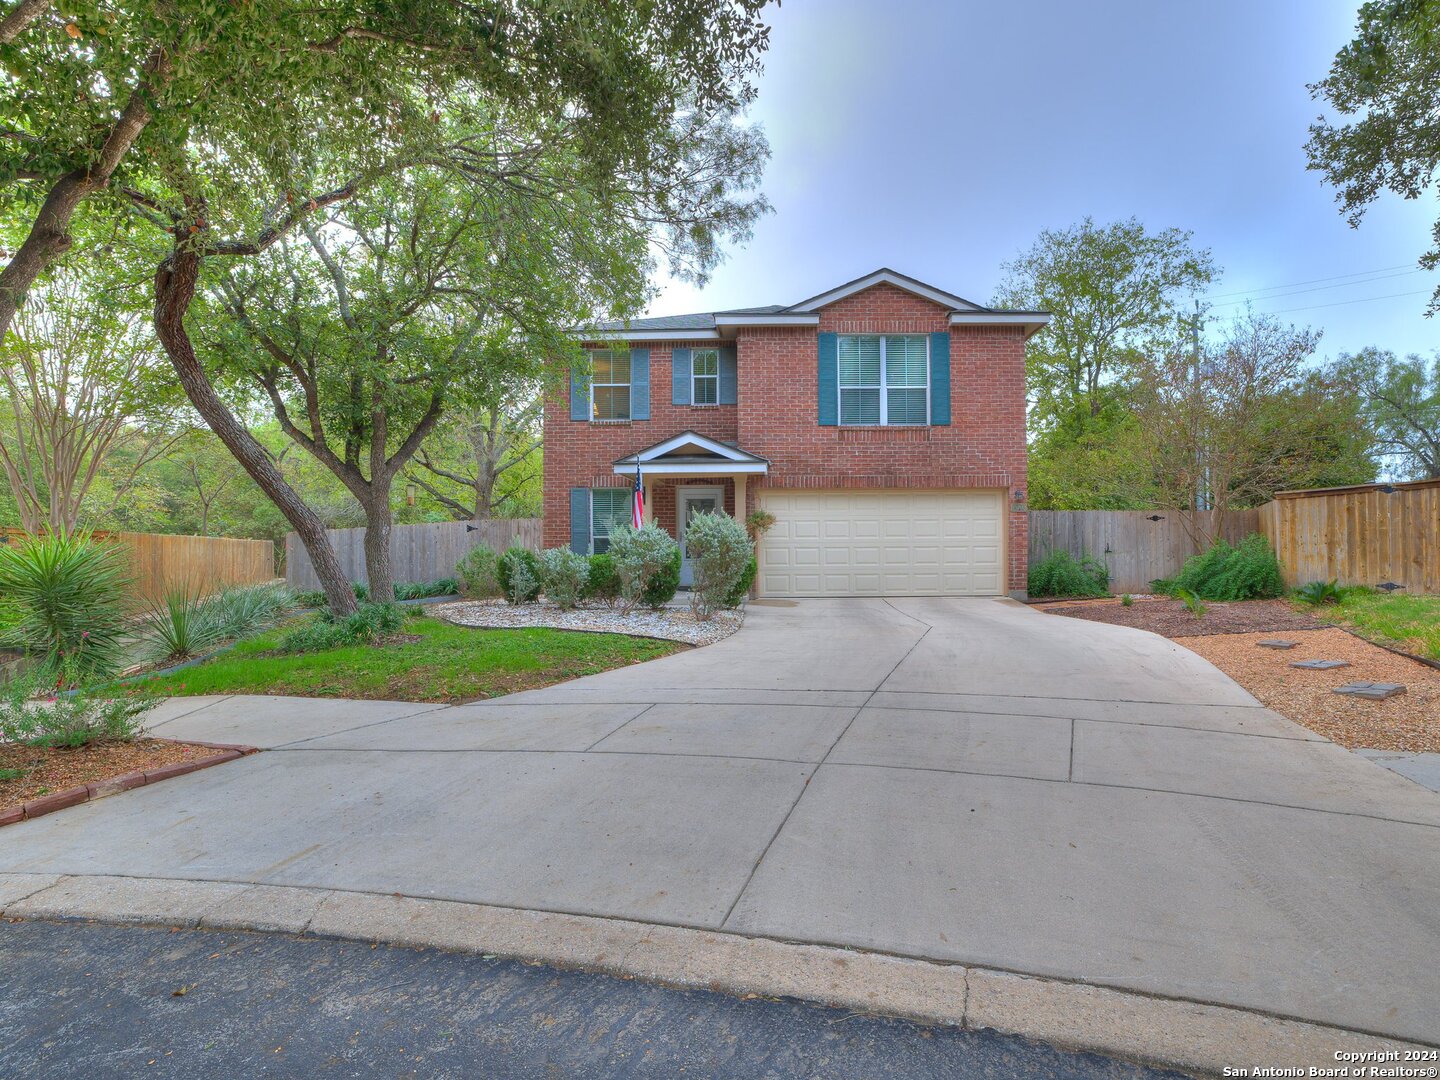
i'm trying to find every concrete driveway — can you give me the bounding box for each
[1,597,1437,1046]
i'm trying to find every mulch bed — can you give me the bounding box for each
[1,739,250,824]
[1043,598,1325,639]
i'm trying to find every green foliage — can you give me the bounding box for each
[0,531,129,678]
[1308,589,1440,661]
[1170,534,1285,602]
[683,511,753,620]
[278,602,405,654]
[585,554,621,606]
[137,590,224,664]
[1121,593,1134,607]
[538,548,590,610]
[393,579,458,600]
[1027,551,1110,598]
[725,555,758,609]
[207,583,297,639]
[609,524,681,612]
[295,590,327,609]
[1175,588,1208,617]
[352,582,370,601]
[744,509,776,539]
[1307,1,1440,316]
[455,545,501,599]
[0,669,154,748]
[1340,348,1440,479]
[497,547,542,605]
[1296,579,1343,606]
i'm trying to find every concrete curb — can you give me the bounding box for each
[0,874,1431,1075]
[0,742,257,829]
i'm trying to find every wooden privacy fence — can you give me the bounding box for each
[285,518,542,591]
[1258,479,1440,592]
[1028,509,1261,594]
[0,528,276,606]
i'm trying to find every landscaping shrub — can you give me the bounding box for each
[393,578,458,601]
[497,546,543,604]
[684,511,753,619]
[539,548,589,610]
[1296,579,1342,606]
[1027,550,1110,598]
[1171,534,1284,601]
[294,590,326,609]
[138,589,224,663]
[1175,587,1207,617]
[352,581,369,601]
[724,555,758,609]
[0,668,153,748]
[278,602,405,654]
[609,524,681,612]
[0,530,129,678]
[455,544,501,598]
[585,553,621,607]
[207,583,297,639]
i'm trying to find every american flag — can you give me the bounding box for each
[632,464,645,528]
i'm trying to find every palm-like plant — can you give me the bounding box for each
[137,589,225,664]
[0,531,130,679]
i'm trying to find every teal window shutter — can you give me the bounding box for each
[928,331,950,426]
[817,333,838,426]
[671,348,692,404]
[570,366,589,421]
[570,488,592,553]
[630,347,650,420]
[718,346,737,405]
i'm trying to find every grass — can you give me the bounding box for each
[1298,587,1440,661]
[137,615,685,703]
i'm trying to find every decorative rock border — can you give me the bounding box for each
[0,741,258,829]
[433,600,743,647]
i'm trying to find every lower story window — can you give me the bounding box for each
[591,488,630,553]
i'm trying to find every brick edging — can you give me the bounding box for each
[0,740,259,828]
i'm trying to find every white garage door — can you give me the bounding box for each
[756,489,1005,597]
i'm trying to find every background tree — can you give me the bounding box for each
[1133,311,1373,543]
[408,378,543,521]
[0,263,179,532]
[1306,0,1440,312]
[1341,347,1440,478]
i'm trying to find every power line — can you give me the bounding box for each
[1250,288,1432,316]
[1199,262,1418,301]
[1206,268,1426,308]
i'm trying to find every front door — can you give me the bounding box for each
[677,486,723,587]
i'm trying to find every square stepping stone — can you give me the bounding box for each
[1290,659,1351,670]
[1333,682,1407,701]
[1257,640,1299,649]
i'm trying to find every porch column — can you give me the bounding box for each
[734,474,747,522]
[643,479,655,526]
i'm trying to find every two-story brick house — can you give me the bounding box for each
[542,268,1047,599]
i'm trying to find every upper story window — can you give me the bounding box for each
[692,348,719,405]
[590,349,631,420]
[838,334,929,425]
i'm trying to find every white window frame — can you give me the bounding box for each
[692,347,720,405]
[590,488,630,553]
[837,334,930,426]
[588,348,632,421]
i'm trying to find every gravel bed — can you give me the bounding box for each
[1176,628,1440,752]
[1044,597,1324,638]
[431,600,742,647]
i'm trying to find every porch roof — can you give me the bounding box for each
[612,430,770,476]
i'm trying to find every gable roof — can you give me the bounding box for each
[583,268,1049,339]
[613,430,769,475]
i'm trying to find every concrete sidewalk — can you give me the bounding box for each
[1,598,1436,1061]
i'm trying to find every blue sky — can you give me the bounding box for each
[653,0,1439,361]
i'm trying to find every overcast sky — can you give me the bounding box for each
[651,0,1438,361]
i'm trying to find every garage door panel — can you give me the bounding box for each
[758,489,1005,597]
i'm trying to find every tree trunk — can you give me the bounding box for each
[361,488,395,603]
[153,245,358,617]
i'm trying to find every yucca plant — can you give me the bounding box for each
[206,582,297,639]
[0,530,129,679]
[138,588,224,664]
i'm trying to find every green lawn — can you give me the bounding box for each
[1302,588,1440,661]
[137,615,685,703]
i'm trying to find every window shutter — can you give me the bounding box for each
[570,488,591,554]
[928,331,951,426]
[718,346,737,405]
[570,366,589,422]
[671,347,692,405]
[630,347,650,420]
[817,333,838,426]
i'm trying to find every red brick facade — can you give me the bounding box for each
[542,281,1030,594]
